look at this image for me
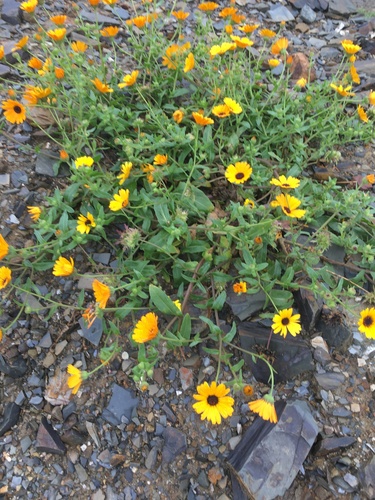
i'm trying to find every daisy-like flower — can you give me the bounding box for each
[272,193,305,218]
[37,57,52,76]
[350,65,360,84]
[233,281,247,294]
[249,393,278,423]
[270,175,300,189]
[67,365,88,394]
[91,78,113,93]
[109,189,130,211]
[154,154,168,165]
[330,83,355,97]
[210,42,236,57]
[0,235,9,260]
[198,2,219,11]
[239,24,260,33]
[192,381,234,425]
[231,13,246,24]
[172,11,190,21]
[296,77,307,88]
[225,25,233,34]
[118,70,139,88]
[212,104,231,118]
[272,308,301,337]
[75,156,94,168]
[28,57,43,70]
[162,42,191,69]
[369,90,375,106]
[223,97,242,114]
[129,15,147,28]
[20,0,38,13]
[173,109,184,123]
[192,112,214,126]
[50,15,67,25]
[230,35,253,49]
[271,37,289,55]
[357,105,369,123]
[117,162,133,184]
[142,163,155,183]
[341,39,361,55]
[259,28,276,38]
[92,279,111,308]
[225,161,252,184]
[132,312,159,343]
[184,53,195,73]
[100,26,120,37]
[12,36,28,52]
[268,58,281,68]
[219,7,237,18]
[55,67,65,79]
[358,308,375,339]
[1,99,26,124]
[0,267,12,289]
[27,206,41,221]
[76,212,96,234]
[244,199,255,208]
[71,41,88,53]
[47,28,67,42]
[53,256,75,277]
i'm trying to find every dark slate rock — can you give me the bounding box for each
[0,402,21,437]
[61,429,87,446]
[162,427,187,464]
[113,6,130,20]
[239,322,314,383]
[0,354,27,378]
[78,317,103,346]
[354,59,375,78]
[0,63,11,78]
[36,417,66,455]
[35,150,69,177]
[227,401,318,499]
[329,0,356,16]
[79,9,121,25]
[226,289,266,321]
[315,372,346,390]
[313,436,356,456]
[11,170,28,188]
[62,402,76,421]
[102,384,139,425]
[39,332,53,348]
[162,403,177,423]
[315,307,352,352]
[300,4,317,22]
[1,0,20,25]
[294,288,323,331]
[268,4,295,21]
[358,455,375,500]
[145,446,158,470]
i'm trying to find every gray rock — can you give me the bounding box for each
[354,59,375,78]
[300,4,317,22]
[268,5,295,22]
[79,9,121,25]
[145,446,158,470]
[102,384,139,425]
[0,64,11,78]
[329,0,357,17]
[0,402,21,437]
[78,317,103,346]
[227,401,318,499]
[314,436,356,456]
[93,253,111,265]
[0,354,27,378]
[35,150,65,177]
[315,372,345,390]
[0,173,10,185]
[162,427,187,464]
[308,37,327,49]
[359,455,375,500]
[294,288,323,331]
[315,307,352,352]
[74,463,88,482]
[20,436,32,452]
[113,6,130,20]
[1,0,20,25]
[39,332,53,348]
[36,417,66,455]
[11,170,28,188]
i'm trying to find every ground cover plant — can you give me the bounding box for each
[1,0,375,425]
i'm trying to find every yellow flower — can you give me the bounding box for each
[173,109,184,124]
[130,15,148,28]
[102,0,117,4]
[117,162,133,184]
[272,193,305,218]
[223,97,242,114]
[47,28,67,42]
[28,57,43,70]
[212,104,231,118]
[71,41,88,53]
[132,312,159,343]
[37,57,52,76]
[50,15,67,25]
[244,199,255,208]
[162,43,191,69]
[230,35,253,49]
[341,40,361,55]
[248,394,278,423]
[225,25,233,34]
[53,256,75,277]
[75,156,94,168]
[358,307,375,339]
[210,42,236,57]
[0,329,3,342]
[100,26,120,37]
[154,154,168,165]
[350,65,360,84]
[193,381,234,425]
[91,78,113,93]
[12,36,28,52]
[225,161,252,184]
[109,189,130,211]
[0,46,4,59]
[173,299,182,311]
[20,0,38,13]
[259,29,276,38]
[192,112,214,126]
[233,281,247,294]
[76,212,96,234]
[330,83,355,97]
[366,174,375,184]
[270,175,300,189]
[67,365,86,394]
[268,59,281,68]
[220,7,237,18]
[271,37,289,55]
[142,163,155,183]
[27,206,41,221]
[0,267,12,289]
[0,235,9,260]
[296,77,307,88]
[172,11,190,21]
[184,52,195,73]
[1,99,26,124]
[92,279,111,308]
[198,2,219,11]
[239,24,260,33]
[272,308,301,337]
[357,105,369,123]
[118,70,139,88]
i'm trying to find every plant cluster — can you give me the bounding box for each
[0,0,375,425]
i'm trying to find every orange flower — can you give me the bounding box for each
[198,2,219,11]
[60,150,69,160]
[271,37,289,55]
[369,90,375,106]
[184,52,195,72]
[172,11,190,21]
[154,154,168,165]
[2,99,26,124]
[100,26,120,37]
[254,236,262,244]
[243,385,254,396]
[239,24,259,33]
[118,70,139,88]
[71,41,88,52]
[233,281,247,294]
[259,29,276,38]
[0,234,9,260]
[132,15,148,28]
[357,105,369,123]
[92,279,111,308]
[350,65,360,84]
[173,109,184,123]
[192,111,214,126]
[219,7,237,17]
[132,312,159,343]
[20,0,38,14]
[50,15,67,25]
[12,36,29,52]
[142,163,155,183]
[91,78,113,93]
[55,67,65,79]
[28,57,43,70]
[230,35,253,49]
[88,0,101,5]
[366,174,375,184]
[0,46,4,59]
[47,28,66,42]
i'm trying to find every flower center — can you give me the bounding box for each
[283,206,291,214]
[235,172,244,180]
[363,315,373,327]
[14,105,22,114]
[282,184,290,188]
[85,219,91,226]
[207,395,219,406]
[281,318,290,325]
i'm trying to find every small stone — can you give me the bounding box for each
[1,0,20,25]
[0,173,10,186]
[145,446,158,470]
[36,417,66,455]
[295,22,310,33]
[300,4,316,22]
[79,9,121,25]
[78,317,103,347]
[39,332,53,348]
[343,473,358,488]
[315,372,346,390]
[93,253,111,265]
[350,403,361,413]
[0,403,21,437]
[162,427,187,464]
[314,436,356,456]
[20,435,32,452]
[74,463,88,482]
[43,352,56,368]
[10,170,28,188]
[0,354,27,378]
[179,367,194,391]
[102,384,139,425]
[329,0,357,17]
[268,5,295,22]
[55,340,67,356]
[86,421,101,448]
[228,436,241,450]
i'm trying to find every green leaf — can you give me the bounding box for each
[154,203,171,228]
[203,346,220,355]
[149,284,183,316]
[212,291,227,311]
[223,323,237,343]
[178,313,191,341]
[231,359,244,373]
[268,289,293,308]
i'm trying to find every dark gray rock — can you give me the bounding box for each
[329,0,357,16]
[0,63,11,78]
[227,401,318,499]
[315,307,352,352]
[145,446,158,470]
[0,402,21,437]
[0,354,27,378]
[313,436,356,456]
[354,59,375,78]
[113,6,130,20]
[10,170,28,188]
[315,372,346,390]
[1,0,20,25]
[78,317,103,346]
[102,384,139,425]
[36,417,66,455]
[162,427,187,464]
[300,4,317,22]
[79,9,121,25]
[35,150,68,177]
[268,4,295,21]
[294,288,323,331]
[61,429,87,446]
[358,455,375,500]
